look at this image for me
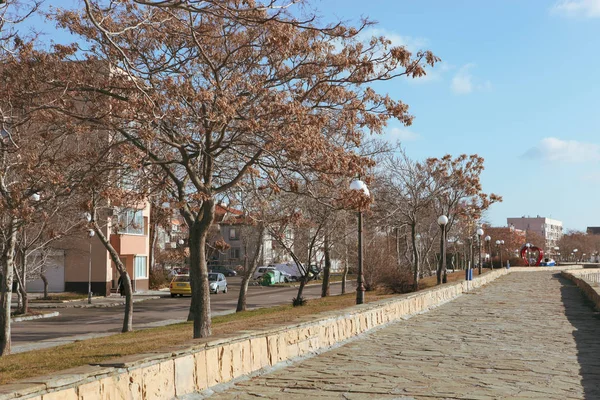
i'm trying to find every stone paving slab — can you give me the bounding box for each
[205,271,600,399]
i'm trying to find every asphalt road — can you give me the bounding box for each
[11,278,354,353]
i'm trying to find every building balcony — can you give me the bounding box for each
[110,234,148,256]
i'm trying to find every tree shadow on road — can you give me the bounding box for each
[557,274,600,399]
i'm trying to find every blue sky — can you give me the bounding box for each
[314,0,600,232]
[23,1,599,231]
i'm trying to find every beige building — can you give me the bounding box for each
[27,203,151,296]
[506,216,563,251]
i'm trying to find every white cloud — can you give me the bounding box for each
[552,0,600,17]
[523,137,600,163]
[360,28,429,53]
[451,64,492,95]
[387,127,420,142]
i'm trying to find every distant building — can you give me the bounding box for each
[587,227,600,235]
[507,216,563,251]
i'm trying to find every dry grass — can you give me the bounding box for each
[274,274,357,287]
[0,270,471,385]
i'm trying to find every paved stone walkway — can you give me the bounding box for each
[207,271,600,399]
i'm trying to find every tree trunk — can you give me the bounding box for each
[41,273,49,299]
[341,255,348,295]
[16,253,28,315]
[321,233,331,298]
[119,271,133,332]
[294,276,308,306]
[236,226,264,312]
[341,222,349,295]
[92,221,133,332]
[411,223,420,291]
[0,218,19,356]
[13,267,28,315]
[149,217,158,273]
[187,201,214,338]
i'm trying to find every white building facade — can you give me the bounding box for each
[507,216,563,251]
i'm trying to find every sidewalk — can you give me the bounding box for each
[208,270,600,399]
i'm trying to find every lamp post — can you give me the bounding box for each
[437,215,448,284]
[496,240,505,268]
[83,212,95,304]
[485,235,491,269]
[554,246,560,262]
[573,248,578,263]
[350,179,369,305]
[476,227,484,274]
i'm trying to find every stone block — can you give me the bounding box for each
[98,374,129,400]
[219,344,233,382]
[77,380,101,400]
[194,351,209,391]
[0,383,46,400]
[174,355,195,397]
[249,337,269,370]
[42,388,77,400]
[265,335,279,367]
[127,368,143,400]
[141,360,175,400]
[204,347,220,387]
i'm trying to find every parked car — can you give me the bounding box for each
[170,274,191,297]
[210,265,237,277]
[540,258,556,266]
[209,273,228,294]
[253,266,276,280]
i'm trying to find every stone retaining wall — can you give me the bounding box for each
[0,268,510,400]
[562,268,600,310]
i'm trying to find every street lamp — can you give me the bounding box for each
[485,235,491,269]
[476,227,484,274]
[437,215,448,283]
[554,246,560,262]
[525,242,532,266]
[496,240,505,268]
[83,212,95,304]
[574,248,578,263]
[350,179,369,305]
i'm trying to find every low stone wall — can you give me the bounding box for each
[0,268,510,400]
[562,268,600,310]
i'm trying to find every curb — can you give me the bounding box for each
[28,296,161,309]
[11,311,60,322]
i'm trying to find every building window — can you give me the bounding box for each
[134,256,147,278]
[230,247,241,260]
[229,228,239,240]
[117,208,144,235]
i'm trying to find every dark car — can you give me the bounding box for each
[209,265,237,277]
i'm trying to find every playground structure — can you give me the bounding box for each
[520,243,544,266]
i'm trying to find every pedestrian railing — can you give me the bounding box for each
[577,272,600,286]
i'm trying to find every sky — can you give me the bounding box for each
[311,0,600,232]
[19,0,600,232]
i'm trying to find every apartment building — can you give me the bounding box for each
[27,204,151,296]
[506,216,563,251]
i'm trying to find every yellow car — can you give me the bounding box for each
[170,275,191,297]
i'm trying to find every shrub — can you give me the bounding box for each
[149,267,170,290]
[292,296,307,307]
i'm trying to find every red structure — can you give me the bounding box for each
[520,244,544,266]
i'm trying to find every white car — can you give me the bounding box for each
[209,273,227,294]
[252,266,276,280]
